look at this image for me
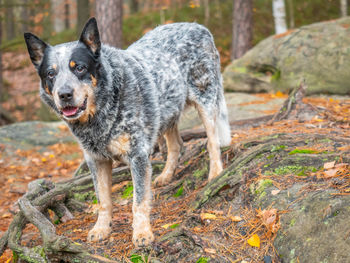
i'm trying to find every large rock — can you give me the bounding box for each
[256,183,350,262]
[223,17,350,95]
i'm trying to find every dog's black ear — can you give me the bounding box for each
[79,17,101,57]
[24,33,48,69]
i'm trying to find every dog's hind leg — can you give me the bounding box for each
[129,150,154,247]
[84,154,113,242]
[154,124,182,186]
[196,104,224,181]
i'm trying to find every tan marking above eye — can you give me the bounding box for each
[52,64,57,70]
[69,60,76,68]
[44,85,51,95]
[91,75,97,87]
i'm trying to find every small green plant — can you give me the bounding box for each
[130,254,148,263]
[196,257,210,263]
[122,182,134,199]
[169,223,180,229]
[173,185,184,197]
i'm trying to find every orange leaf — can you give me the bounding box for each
[201,213,217,220]
[324,161,335,170]
[230,216,242,222]
[247,234,260,248]
[324,168,338,178]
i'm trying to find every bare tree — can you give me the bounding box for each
[273,0,287,34]
[203,0,210,26]
[130,0,139,14]
[231,0,253,60]
[4,0,15,40]
[96,0,123,48]
[64,0,70,30]
[77,0,90,33]
[21,0,29,32]
[341,0,347,17]
[287,0,295,28]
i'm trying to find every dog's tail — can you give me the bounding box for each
[216,87,231,147]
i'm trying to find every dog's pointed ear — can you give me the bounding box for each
[24,32,48,69]
[79,17,101,57]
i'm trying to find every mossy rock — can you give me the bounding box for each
[223,17,350,95]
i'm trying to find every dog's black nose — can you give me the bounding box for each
[58,87,73,102]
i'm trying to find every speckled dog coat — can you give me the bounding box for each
[24,18,231,247]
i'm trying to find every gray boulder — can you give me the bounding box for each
[223,17,350,95]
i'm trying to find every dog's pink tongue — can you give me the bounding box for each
[62,107,78,117]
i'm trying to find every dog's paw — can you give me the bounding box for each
[87,225,112,242]
[154,173,172,187]
[132,228,154,248]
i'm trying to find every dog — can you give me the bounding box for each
[24,17,231,247]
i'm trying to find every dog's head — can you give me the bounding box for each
[24,18,101,123]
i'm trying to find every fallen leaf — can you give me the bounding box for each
[324,168,338,178]
[230,216,242,222]
[273,91,286,98]
[335,163,348,168]
[2,213,11,218]
[271,189,281,195]
[258,208,280,234]
[247,234,260,248]
[200,213,217,220]
[324,161,336,170]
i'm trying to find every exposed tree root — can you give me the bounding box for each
[1,83,347,262]
[0,164,143,262]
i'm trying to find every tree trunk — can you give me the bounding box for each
[231,0,253,60]
[287,0,295,28]
[64,0,70,30]
[21,0,29,32]
[272,0,288,34]
[96,0,123,48]
[77,0,90,34]
[341,0,347,17]
[130,0,139,14]
[203,0,210,26]
[5,0,15,40]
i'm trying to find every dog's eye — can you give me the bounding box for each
[76,65,86,74]
[47,70,55,79]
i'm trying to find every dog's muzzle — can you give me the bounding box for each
[60,98,87,118]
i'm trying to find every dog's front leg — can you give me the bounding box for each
[84,152,113,242]
[129,151,154,247]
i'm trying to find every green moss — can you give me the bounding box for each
[73,191,96,202]
[267,165,319,176]
[288,149,319,155]
[252,179,273,196]
[267,154,275,160]
[290,218,296,226]
[193,165,208,178]
[271,145,287,152]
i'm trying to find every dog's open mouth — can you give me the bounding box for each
[61,98,87,118]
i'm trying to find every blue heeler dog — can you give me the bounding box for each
[24,18,231,247]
